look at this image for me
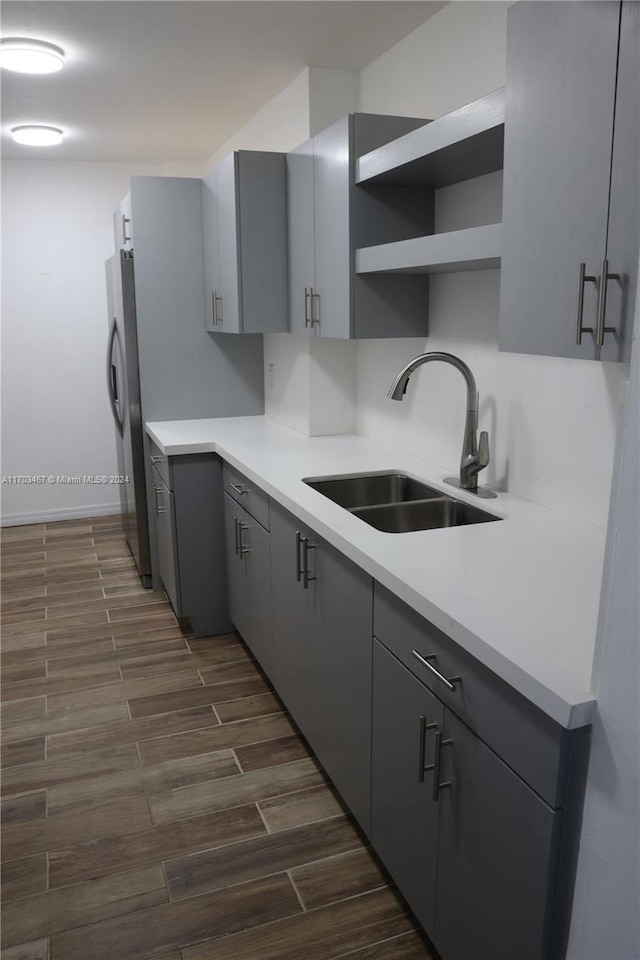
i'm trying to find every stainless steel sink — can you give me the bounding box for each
[303,472,443,509]
[303,471,501,532]
[351,498,499,533]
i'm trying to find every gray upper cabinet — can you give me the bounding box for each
[202,150,287,335]
[287,113,431,339]
[499,1,637,361]
[287,139,316,335]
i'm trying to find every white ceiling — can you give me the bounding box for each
[1,1,445,162]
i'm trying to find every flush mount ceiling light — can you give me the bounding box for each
[0,38,65,74]
[11,125,64,146]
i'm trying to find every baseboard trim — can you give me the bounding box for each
[1,503,122,528]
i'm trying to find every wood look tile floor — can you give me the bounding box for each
[1,518,438,960]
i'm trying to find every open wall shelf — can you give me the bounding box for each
[356,224,502,275]
[356,88,505,189]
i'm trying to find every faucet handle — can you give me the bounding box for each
[477,431,490,469]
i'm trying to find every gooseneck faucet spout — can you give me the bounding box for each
[387,351,494,496]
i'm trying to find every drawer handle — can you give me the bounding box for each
[230,481,248,496]
[412,650,460,692]
[151,455,165,464]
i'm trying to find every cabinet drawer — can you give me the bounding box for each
[148,438,171,488]
[223,463,269,530]
[373,584,566,807]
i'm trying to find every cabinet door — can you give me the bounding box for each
[313,117,352,339]
[215,153,241,333]
[287,140,316,335]
[269,501,316,741]
[499,2,620,360]
[371,640,443,934]
[311,536,373,834]
[435,710,560,960]
[224,492,250,645]
[224,493,273,677]
[601,0,638,363]
[153,472,181,616]
[202,170,221,332]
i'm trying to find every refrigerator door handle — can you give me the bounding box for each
[107,318,124,435]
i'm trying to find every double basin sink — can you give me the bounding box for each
[304,472,500,533]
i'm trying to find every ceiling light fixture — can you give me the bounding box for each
[11,125,64,146]
[0,38,65,74]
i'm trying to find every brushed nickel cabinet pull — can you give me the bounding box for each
[233,516,239,556]
[295,531,303,582]
[575,263,597,345]
[302,540,316,589]
[412,650,460,692]
[239,522,250,556]
[596,258,620,346]
[418,717,438,782]
[122,214,131,245]
[230,482,248,496]
[432,730,453,802]
[310,288,320,329]
[304,288,311,327]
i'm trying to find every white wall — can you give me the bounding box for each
[1,159,161,524]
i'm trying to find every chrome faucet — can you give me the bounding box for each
[387,351,495,498]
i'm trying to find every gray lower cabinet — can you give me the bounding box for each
[270,499,373,833]
[149,448,231,638]
[371,639,443,934]
[499,1,637,361]
[223,492,273,676]
[372,639,561,960]
[436,709,560,960]
[152,469,180,616]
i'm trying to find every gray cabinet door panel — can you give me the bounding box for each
[153,471,181,616]
[224,493,250,645]
[314,116,352,339]
[224,493,273,676]
[371,640,443,934]
[216,153,241,334]
[270,501,316,741]
[202,171,220,333]
[499,1,620,359]
[311,537,373,834]
[435,710,561,960]
[601,0,639,363]
[287,141,316,335]
[237,152,287,336]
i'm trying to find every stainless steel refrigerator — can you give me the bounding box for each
[105,250,152,587]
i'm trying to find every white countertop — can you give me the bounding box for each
[146,415,606,729]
